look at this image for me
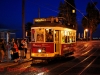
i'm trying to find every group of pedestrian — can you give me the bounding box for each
[11,39,28,62]
[0,38,28,63]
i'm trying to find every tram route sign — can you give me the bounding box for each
[32,43,54,53]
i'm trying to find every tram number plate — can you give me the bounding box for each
[41,54,44,56]
[38,54,44,56]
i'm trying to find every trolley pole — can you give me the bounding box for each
[22,0,25,38]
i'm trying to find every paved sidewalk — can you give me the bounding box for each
[0,46,32,68]
[0,58,32,68]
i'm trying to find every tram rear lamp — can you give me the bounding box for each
[38,49,42,53]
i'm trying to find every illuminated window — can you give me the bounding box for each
[45,29,53,42]
[61,31,76,43]
[36,28,44,42]
[61,31,65,43]
[31,29,35,42]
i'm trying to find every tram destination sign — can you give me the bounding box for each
[32,43,54,53]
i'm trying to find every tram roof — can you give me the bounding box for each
[32,22,67,28]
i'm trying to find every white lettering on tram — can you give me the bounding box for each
[33,44,41,47]
[32,44,50,47]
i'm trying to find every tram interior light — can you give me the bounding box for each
[54,31,56,34]
[68,32,69,36]
[70,38,72,43]
[46,29,49,31]
[64,31,68,35]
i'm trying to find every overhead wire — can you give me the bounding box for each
[35,4,59,13]
[90,0,100,18]
[27,0,89,21]
[90,0,100,12]
[64,0,88,20]
[28,0,87,25]
[26,0,59,13]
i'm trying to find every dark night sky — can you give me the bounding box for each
[0,0,100,38]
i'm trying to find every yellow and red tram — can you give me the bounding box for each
[30,17,76,61]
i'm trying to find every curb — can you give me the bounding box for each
[0,58,32,68]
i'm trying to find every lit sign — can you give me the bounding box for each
[35,18,46,22]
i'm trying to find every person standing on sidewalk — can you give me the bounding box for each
[18,39,24,62]
[0,39,5,62]
[23,39,28,58]
[13,42,19,62]
[10,38,15,60]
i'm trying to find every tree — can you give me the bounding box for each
[82,2,100,40]
[58,0,77,29]
[58,2,65,17]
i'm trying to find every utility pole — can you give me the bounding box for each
[38,8,40,18]
[22,0,25,38]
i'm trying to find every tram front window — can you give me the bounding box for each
[36,28,44,42]
[45,29,53,42]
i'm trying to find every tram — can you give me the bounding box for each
[30,17,76,61]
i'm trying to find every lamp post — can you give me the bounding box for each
[85,29,88,41]
[22,0,25,38]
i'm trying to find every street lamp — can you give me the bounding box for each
[85,29,88,41]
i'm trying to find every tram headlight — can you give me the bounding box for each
[38,49,42,53]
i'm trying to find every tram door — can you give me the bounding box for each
[55,30,60,54]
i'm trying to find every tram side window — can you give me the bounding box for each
[73,32,76,42]
[45,29,53,42]
[31,29,35,42]
[67,36,70,43]
[62,31,71,43]
[62,31,66,43]
[62,31,76,43]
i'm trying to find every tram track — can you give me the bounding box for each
[43,47,95,75]
[58,48,99,75]
[78,55,99,75]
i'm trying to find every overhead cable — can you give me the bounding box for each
[64,0,88,20]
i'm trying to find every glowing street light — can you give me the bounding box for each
[85,29,88,32]
[84,28,89,40]
[85,29,88,41]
